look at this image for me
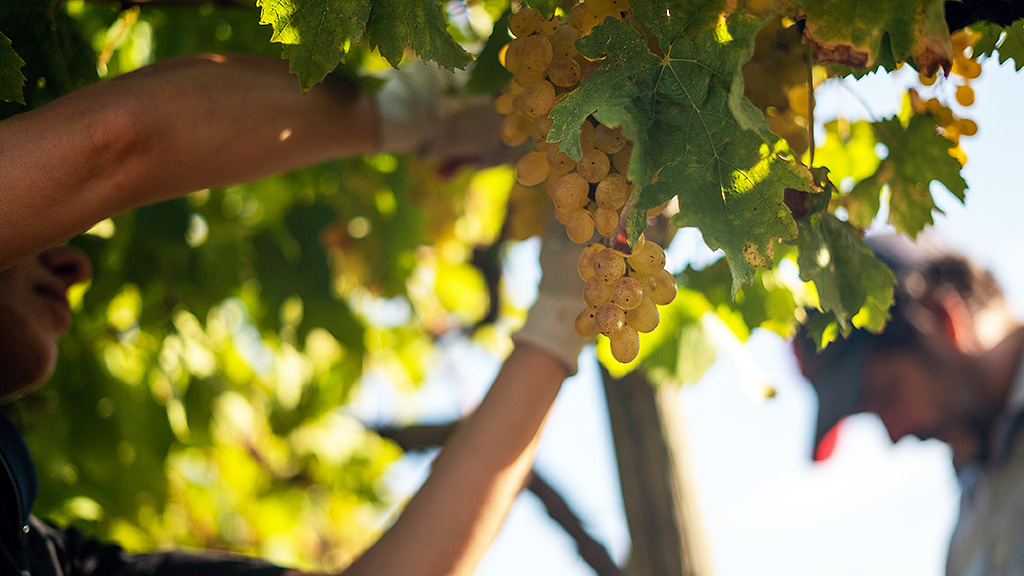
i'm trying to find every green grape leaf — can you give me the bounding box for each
[974,19,1024,71]
[525,0,560,19]
[812,120,882,184]
[465,10,512,96]
[874,114,967,236]
[257,0,371,91]
[0,31,25,104]
[548,8,812,297]
[846,171,884,229]
[366,0,472,70]
[796,213,895,333]
[798,0,952,75]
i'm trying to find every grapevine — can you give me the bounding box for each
[496,1,677,364]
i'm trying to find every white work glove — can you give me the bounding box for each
[513,212,589,375]
[374,61,522,167]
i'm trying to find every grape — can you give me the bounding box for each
[593,124,626,154]
[554,206,572,225]
[952,56,981,79]
[577,243,604,281]
[519,35,554,76]
[593,207,619,237]
[518,80,556,118]
[609,325,640,363]
[575,307,601,337]
[628,240,666,275]
[516,151,550,186]
[547,56,582,87]
[612,276,643,310]
[514,68,548,88]
[547,146,577,174]
[955,118,978,136]
[956,84,975,106]
[579,121,596,150]
[533,117,554,144]
[595,173,630,210]
[593,248,626,284]
[625,296,659,333]
[509,8,541,37]
[577,148,610,183]
[566,208,595,244]
[551,172,589,210]
[594,302,625,334]
[494,92,515,115]
[585,0,616,15]
[536,15,560,36]
[551,26,580,59]
[648,268,677,305]
[502,38,523,72]
[612,144,632,174]
[501,114,535,146]
[568,3,602,35]
[583,276,613,307]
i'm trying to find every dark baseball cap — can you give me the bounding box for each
[793,234,939,460]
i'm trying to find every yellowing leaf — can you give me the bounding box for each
[799,0,952,75]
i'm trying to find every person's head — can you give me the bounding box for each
[795,235,1020,469]
[0,246,92,402]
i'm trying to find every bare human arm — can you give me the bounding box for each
[282,343,568,576]
[280,212,587,576]
[0,54,379,271]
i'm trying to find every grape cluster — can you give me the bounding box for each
[496,1,677,363]
[916,28,982,165]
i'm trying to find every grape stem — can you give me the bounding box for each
[806,44,816,167]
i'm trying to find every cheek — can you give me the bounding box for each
[0,305,60,400]
[875,378,945,439]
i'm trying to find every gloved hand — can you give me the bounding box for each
[513,211,590,375]
[374,61,523,168]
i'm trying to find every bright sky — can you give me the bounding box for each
[370,54,1024,576]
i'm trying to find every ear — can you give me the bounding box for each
[928,288,978,353]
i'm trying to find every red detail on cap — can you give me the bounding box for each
[815,422,841,462]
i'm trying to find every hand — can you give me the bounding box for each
[374,61,522,168]
[513,212,590,375]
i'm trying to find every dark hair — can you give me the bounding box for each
[923,255,1004,313]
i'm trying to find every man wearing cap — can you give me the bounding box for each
[795,235,1024,576]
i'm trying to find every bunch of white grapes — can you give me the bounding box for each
[497,1,677,363]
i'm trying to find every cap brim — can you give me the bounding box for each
[793,327,873,457]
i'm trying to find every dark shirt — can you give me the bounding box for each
[0,414,288,576]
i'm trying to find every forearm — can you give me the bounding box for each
[330,344,567,576]
[0,54,378,270]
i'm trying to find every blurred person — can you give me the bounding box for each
[0,54,587,575]
[795,235,1024,576]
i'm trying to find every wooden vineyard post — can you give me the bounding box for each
[601,367,714,576]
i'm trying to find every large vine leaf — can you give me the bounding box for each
[798,0,952,75]
[366,0,472,70]
[797,213,895,338]
[0,31,25,104]
[854,115,968,236]
[974,18,1024,71]
[257,0,371,91]
[549,5,813,296]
